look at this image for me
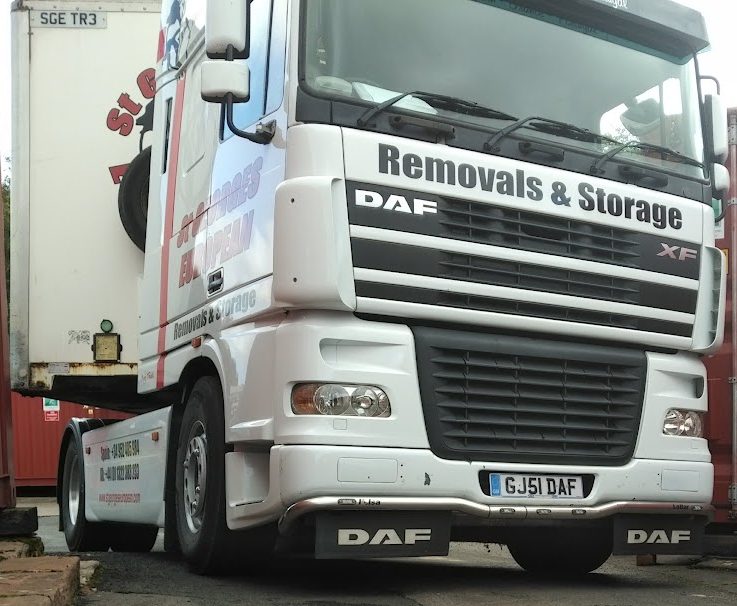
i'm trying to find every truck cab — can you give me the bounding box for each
[45,0,731,574]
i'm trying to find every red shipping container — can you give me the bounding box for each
[11,392,130,487]
[705,108,737,530]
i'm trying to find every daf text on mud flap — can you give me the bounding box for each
[627,529,692,544]
[338,528,432,546]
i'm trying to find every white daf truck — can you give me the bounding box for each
[10,0,730,574]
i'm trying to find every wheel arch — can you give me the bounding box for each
[163,354,224,553]
[56,418,120,531]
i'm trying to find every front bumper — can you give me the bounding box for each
[225,444,713,531]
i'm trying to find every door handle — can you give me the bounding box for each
[207,269,223,295]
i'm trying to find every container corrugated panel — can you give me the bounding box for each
[11,392,130,487]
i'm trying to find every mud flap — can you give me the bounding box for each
[315,511,451,559]
[612,515,706,555]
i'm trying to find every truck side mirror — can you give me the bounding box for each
[206,0,249,59]
[705,94,728,163]
[712,163,729,200]
[201,61,250,103]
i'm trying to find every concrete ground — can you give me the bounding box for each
[20,496,737,606]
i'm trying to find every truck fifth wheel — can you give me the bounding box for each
[10,0,730,574]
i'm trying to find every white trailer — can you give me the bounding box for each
[10,0,732,574]
[10,0,161,409]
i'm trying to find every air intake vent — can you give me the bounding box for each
[413,327,646,466]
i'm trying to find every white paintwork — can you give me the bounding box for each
[83,407,171,526]
[226,445,712,530]
[272,177,356,310]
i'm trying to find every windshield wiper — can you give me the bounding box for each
[357,91,518,127]
[591,141,704,174]
[484,116,619,152]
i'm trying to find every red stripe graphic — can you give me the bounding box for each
[157,76,187,389]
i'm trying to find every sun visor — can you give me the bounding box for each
[503,0,710,62]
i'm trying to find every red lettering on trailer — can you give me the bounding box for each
[117,93,142,116]
[106,67,157,182]
[137,68,156,99]
[108,163,130,185]
[106,108,135,136]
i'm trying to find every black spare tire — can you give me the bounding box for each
[118,146,151,251]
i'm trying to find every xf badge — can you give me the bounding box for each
[657,243,697,261]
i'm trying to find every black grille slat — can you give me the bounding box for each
[356,282,693,337]
[439,416,634,433]
[432,370,640,394]
[351,239,699,327]
[439,200,639,265]
[431,355,641,379]
[442,430,631,447]
[437,400,636,420]
[438,259,641,301]
[413,328,646,466]
[440,206,640,247]
[437,389,638,408]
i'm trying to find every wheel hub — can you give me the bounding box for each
[183,421,208,534]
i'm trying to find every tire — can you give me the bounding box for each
[61,439,111,552]
[118,145,151,251]
[175,376,276,574]
[507,528,612,575]
[108,524,159,552]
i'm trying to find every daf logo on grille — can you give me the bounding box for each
[355,189,438,216]
[657,243,697,261]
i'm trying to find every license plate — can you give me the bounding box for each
[489,473,584,498]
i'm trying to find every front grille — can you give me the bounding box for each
[351,239,698,314]
[413,327,646,466]
[440,198,640,267]
[356,282,693,337]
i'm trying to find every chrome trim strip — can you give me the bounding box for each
[278,496,712,533]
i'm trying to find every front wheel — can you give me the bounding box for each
[174,377,276,574]
[507,528,612,575]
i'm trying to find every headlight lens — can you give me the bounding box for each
[291,383,391,418]
[663,409,704,437]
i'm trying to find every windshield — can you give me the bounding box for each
[303,0,705,179]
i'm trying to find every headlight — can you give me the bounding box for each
[663,409,704,437]
[291,383,391,418]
